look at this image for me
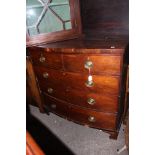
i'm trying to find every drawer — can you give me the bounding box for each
[40,81,118,113]
[34,66,120,95]
[29,49,62,70]
[43,93,117,130]
[63,54,121,75]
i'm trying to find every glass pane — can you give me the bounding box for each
[65,21,72,30]
[42,0,48,3]
[38,10,63,34]
[26,0,72,37]
[52,0,69,4]
[27,0,41,6]
[28,27,38,36]
[26,7,43,26]
[51,5,71,21]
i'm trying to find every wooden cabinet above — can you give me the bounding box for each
[26,0,82,46]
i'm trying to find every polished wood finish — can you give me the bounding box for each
[26,131,45,155]
[26,0,82,46]
[33,66,120,95]
[63,54,121,75]
[29,38,128,49]
[30,50,62,70]
[43,93,117,130]
[38,82,118,113]
[26,57,44,112]
[28,40,128,139]
[30,49,122,75]
[26,79,37,107]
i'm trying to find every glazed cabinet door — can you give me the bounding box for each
[26,0,82,46]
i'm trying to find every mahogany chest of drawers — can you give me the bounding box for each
[27,39,128,139]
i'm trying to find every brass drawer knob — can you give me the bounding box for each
[51,104,56,109]
[47,88,53,94]
[85,80,94,87]
[84,60,93,69]
[88,116,96,122]
[43,72,49,78]
[39,56,46,62]
[87,98,96,105]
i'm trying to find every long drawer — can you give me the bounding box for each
[39,81,118,113]
[43,93,117,130]
[34,66,120,95]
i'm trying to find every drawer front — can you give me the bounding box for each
[44,94,117,130]
[29,50,62,69]
[40,81,118,113]
[63,54,121,75]
[34,66,120,95]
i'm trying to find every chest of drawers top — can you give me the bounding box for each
[28,37,127,51]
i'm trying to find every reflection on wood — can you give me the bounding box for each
[26,131,45,155]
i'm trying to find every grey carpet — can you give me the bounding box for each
[29,105,128,155]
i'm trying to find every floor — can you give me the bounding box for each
[29,105,128,155]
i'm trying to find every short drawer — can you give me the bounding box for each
[63,54,121,75]
[43,94,117,130]
[29,49,62,70]
[34,66,120,95]
[40,81,118,113]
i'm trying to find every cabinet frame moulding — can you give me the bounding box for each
[26,0,82,46]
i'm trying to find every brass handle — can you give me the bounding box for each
[39,56,46,62]
[85,80,94,87]
[47,88,53,94]
[43,72,49,78]
[84,60,93,69]
[87,98,96,105]
[51,104,56,109]
[88,116,96,122]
